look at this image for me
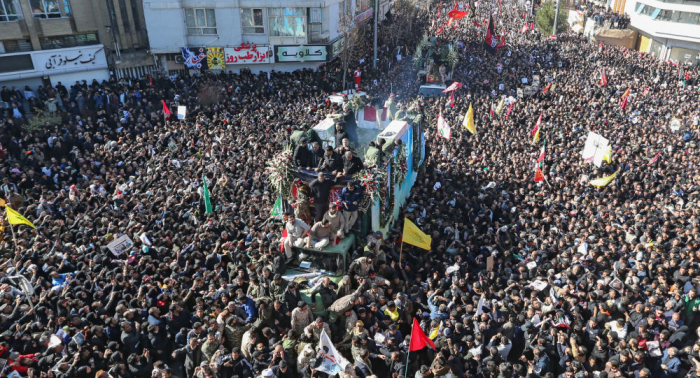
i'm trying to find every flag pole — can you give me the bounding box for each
[399,241,404,265]
[403,348,411,378]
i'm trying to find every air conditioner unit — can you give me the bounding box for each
[174,55,184,64]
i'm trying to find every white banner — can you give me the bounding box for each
[177,106,187,120]
[107,235,134,256]
[224,43,272,64]
[315,330,350,376]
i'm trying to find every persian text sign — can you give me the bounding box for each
[224,43,271,64]
[275,45,328,62]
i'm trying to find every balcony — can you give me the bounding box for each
[37,17,72,36]
[0,20,27,39]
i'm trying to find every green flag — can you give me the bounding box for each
[271,196,283,219]
[202,174,213,214]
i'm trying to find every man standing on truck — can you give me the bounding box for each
[340,181,364,233]
[322,203,346,246]
[309,171,334,222]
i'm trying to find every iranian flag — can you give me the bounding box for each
[531,113,542,137]
[438,112,451,140]
[537,142,545,164]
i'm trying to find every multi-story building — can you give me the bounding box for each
[0,0,151,90]
[143,0,387,75]
[618,0,700,64]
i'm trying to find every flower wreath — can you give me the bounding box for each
[391,144,408,187]
[266,145,295,199]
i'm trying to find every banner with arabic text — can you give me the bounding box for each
[274,45,329,63]
[206,47,225,70]
[224,43,271,64]
[181,47,207,69]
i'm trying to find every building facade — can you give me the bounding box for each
[618,0,700,64]
[143,0,387,75]
[0,0,152,91]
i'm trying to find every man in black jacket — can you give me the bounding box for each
[308,142,325,169]
[217,347,254,378]
[309,172,333,222]
[172,338,202,378]
[341,151,363,178]
[293,137,312,169]
[316,146,343,175]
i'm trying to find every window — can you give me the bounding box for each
[355,0,371,15]
[676,10,700,24]
[118,0,129,28]
[0,54,34,73]
[0,0,23,21]
[62,0,70,15]
[40,33,98,49]
[0,39,32,53]
[269,7,306,37]
[130,0,141,31]
[30,0,63,18]
[185,8,217,35]
[241,8,264,34]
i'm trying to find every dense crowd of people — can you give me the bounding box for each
[0,1,699,378]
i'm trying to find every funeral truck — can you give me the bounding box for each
[282,234,356,316]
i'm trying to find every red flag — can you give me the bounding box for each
[531,113,542,136]
[449,91,455,108]
[363,106,377,122]
[620,96,628,111]
[438,7,441,16]
[473,20,482,27]
[409,318,436,352]
[542,82,552,93]
[534,167,545,182]
[162,100,171,120]
[648,152,661,165]
[280,228,288,253]
[149,75,153,87]
[530,22,534,30]
[442,81,463,92]
[436,26,445,35]
[505,103,514,119]
[600,69,608,87]
[448,9,469,18]
[599,40,603,49]
[521,23,528,33]
[484,15,501,53]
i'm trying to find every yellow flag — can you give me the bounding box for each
[402,218,431,250]
[590,170,619,188]
[495,97,505,115]
[533,126,541,143]
[602,146,612,164]
[5,206,36,229]
[463,103,476,135]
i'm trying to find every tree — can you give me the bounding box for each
[535,1,568,36]
[198,84,223,107]
[337,13,367,92]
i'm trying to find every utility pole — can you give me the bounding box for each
[553,0,562,36]
[373,0,378,68]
